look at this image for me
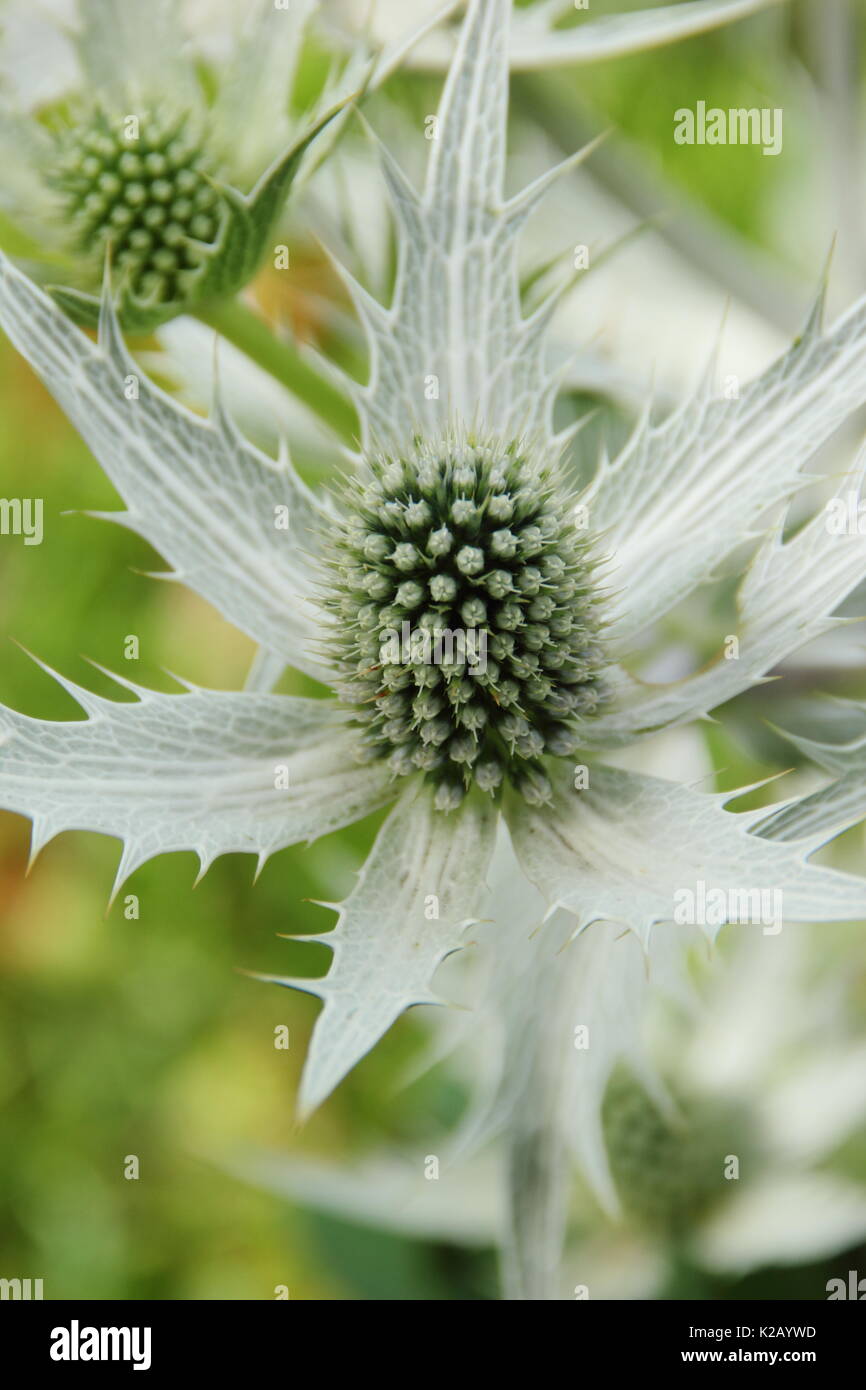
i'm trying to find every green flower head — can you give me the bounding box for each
[328,434,606,810]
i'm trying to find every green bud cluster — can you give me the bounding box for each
[602,1072,751,1232]
[48,107,223,311]
[326,437,606,810]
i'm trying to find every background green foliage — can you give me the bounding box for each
[2,0,866,1299]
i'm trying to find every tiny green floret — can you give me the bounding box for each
[326,436,607,810]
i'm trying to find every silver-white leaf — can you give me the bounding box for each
[593,292,866,649]
[263,782,497,1117]
[586,461,866,745]
[0,663,393,894]
[0,252,333,681]
[506,763,866,941]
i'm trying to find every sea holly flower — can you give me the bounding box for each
[333,0,786,71]
[240,919,866,1298]
[4,0,866,1302]
[0,0,365,332]
[595,925,866,1285]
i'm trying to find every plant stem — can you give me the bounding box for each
[194,297,358,445]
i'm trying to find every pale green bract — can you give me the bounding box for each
[2,0,866,1300]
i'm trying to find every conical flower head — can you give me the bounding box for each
[328,435,606,808]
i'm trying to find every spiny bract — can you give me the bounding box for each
[47,106,224,312]
[602,1073,753,1232]
[326,436,607,810]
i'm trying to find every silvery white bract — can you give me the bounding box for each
[331,0,785,71]
[0,0,366,331]
[238,920,866,1297]
[765,698,866,843]
[2,0,866,1299]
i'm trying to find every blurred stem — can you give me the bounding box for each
[503,1114,570,1301]
[194,297,358,445]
